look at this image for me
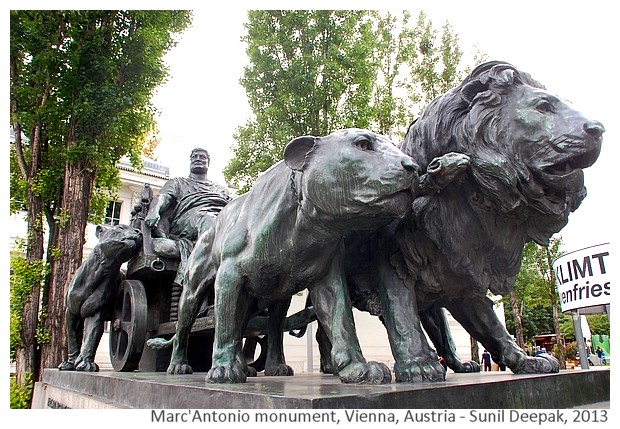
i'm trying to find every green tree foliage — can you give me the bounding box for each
[505,241,559,341]
[10,248,48,358]
[225,10,376,192]
[401,12,463,110]
[11,11,191,222]
[507,237,610,363]
[504,238,568,366]
[559,314,610,341]
[368,11,464,136]
[586,314,610,336]
[225,10,471,193]
[10,373,34,409]
[10,11,191,398]
[504,297,555,343]
[505,242,552,347]
[536,239,567,367]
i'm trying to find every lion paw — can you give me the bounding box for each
[514,353,560,374]
[167,362,193,374]
[75,359,99,372]
[206,364,247,383]
[246,366,258,377]
[58,361,76,371]
[447,359,480,373]
[395,358,446,382]
[265,364,294,377]
[146,337,172,351]
[339,361,391,384]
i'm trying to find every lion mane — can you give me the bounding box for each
[407,61,598,236]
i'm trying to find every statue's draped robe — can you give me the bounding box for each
[160,177,231,285]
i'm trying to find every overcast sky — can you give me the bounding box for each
[148,1,617,254]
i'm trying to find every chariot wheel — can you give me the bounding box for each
[109,279,148,371]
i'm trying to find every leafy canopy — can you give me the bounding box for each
[10,10,192,222]
[225,10,469,193]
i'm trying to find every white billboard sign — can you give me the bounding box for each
[553,243,611,313]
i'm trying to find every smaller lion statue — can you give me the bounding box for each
[58,224,142,372]
[149,129,422,384]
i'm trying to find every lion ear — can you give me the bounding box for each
[95,225,109,239]
[492,68,515,86]
[284,136,316,171]
[461,67,517,104]
[461,79,488,104]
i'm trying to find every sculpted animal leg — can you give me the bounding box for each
[58,309,82,370]
[310,256,391,384]
[74,312,104,372]
[168,276,212,374]
[264,298,294,377]
[375,251,445,382]
[420,304,480,373]
[168,252,214,374]
[446,296,559,374]
[206,261,253,383]
[315,322,335,374]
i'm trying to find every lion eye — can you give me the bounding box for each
[535,100,554,113]
[355,139,374,151]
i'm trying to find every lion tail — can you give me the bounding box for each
[146,336,174,350]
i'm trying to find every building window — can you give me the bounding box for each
[105,201,122,226]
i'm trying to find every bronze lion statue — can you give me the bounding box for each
[315,60,604,382]
[59,224,142,371]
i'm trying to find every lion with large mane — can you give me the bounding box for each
[316,60,604,382]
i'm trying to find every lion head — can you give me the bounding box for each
[286,128,420,228]
[401,61,604,244]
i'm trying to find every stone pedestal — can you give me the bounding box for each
[32,367,609,409]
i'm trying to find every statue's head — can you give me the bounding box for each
[403,60,604,243]
[190,148,210,175]
[284,128,420,229]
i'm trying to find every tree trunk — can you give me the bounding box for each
[551,299,567,369]
[470,335,479,363]
[11,56,47,388]
[509,290,525,349]
[15,187,45,386]
[39,159,94,374]
[12,38,55,402]
[12,122,45,400]
[41,205,60,324]
[546,247,566,370]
